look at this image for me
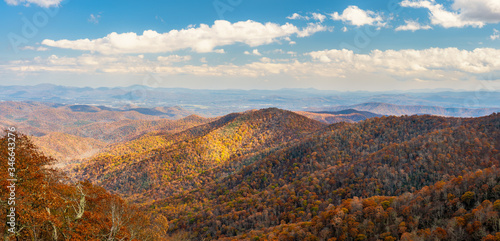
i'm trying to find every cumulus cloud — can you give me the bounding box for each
[491,29,499,40]
[400,0,499,28]
[312,13,327,22]
[6,47,500,84]
[287,13,305,20]
[4,0,61,7]
[42,20,327,54]
[307,47,500,74]
[297,23,331,37]
[5,54,198,73]
[395,19,432,31]
[452,0,500,23]
[330,6,386,26]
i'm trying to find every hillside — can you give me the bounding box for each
[296,109,382,124]
[31,132,107,167]
[0,132,155,240]
[309,102,500,117]
[0,101,211,168]
[223,166,500,240]
[0,101,196,138]
[143,112,500,240]
[2,107,500,240]
[72,108,327,202]
[64,114,211,143]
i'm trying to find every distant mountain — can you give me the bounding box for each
[65,114,212,143]
[2,84,499,117]
[0,101,197,138]
[309,102,500,117]
[0,101,211,169]
[34,115,212,169]
[296,109,382,123]
[67,104,195,118]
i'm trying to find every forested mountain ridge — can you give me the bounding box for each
[144,112,500,240]
[3,107,499,240]
[72,108,327,202]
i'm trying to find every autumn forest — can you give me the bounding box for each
[1,106,499,240]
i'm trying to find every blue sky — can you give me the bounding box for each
[1,0,500,91]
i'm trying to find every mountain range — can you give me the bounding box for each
[308,102,500,117]
[0,103,499,240]
[64,107,500,240]
[1,84,499,116]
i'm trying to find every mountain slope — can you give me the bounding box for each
[225,166,500,240]
[149,113,499,240]
[31,133,106,167]
[0,101,198,139]
[72,108,327,202]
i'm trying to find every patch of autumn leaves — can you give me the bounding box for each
[0,132,159,240]
[156,113,499,240]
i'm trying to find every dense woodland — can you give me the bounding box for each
[0,133,156,240]
[1,108,499,240]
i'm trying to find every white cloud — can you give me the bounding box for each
[88,14,101,24]
[4,0,61,7]
[307,47,500,74]
[395,19,432,31]
[6,48,500,83]
[452,0,500,23]
[157,55,191,63]
[244,49,262,56]
[42,20,327,54]
[19,46,49,51]
[297,23,330,37]
[287,13,306,20]
[311,13,327,23]
[271,49,284,54]
[491,29,500,40]
[260,57,271,63]
[400,0,495,28]
[20,46,36,50]
[287,12,326,22]
[330,6,386,26]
